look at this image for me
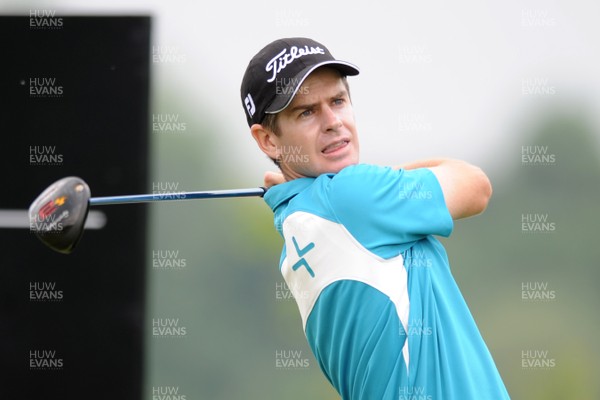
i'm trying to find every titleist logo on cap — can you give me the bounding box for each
[265,45,326,83]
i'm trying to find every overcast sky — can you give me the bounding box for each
[7,0,600,180]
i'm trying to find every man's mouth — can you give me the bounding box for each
[322,139,349,154]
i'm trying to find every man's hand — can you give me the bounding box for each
[263,171,285,188]
[395,159,492,220]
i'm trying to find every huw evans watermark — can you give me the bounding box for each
[399,182,433,200]
[521,77,556,96]
[28,77,64,97]
[521,213,556,233]
[275,77,310,96]
[521,9,556,28]
[521,349,556,370]
[399,385,432,400]
[521,145,556,166]
[399,318,433,338]
[29,145,63,166]
[275,350,310,370]
[275,8,310,27]
[152,45,187,63]
[152,318,187,338]
[152,249,187,270]
[399,113,432,133]
[29,9,63,30]
[29,209,67,234]
[398,45,432,64]
[152,181,187,200]
[275,281,309,302]
[152,386,187,400]
[275,145,309,164]
[29,349,63,370]
[403,249,433,270]
[152,114,187,133]
[29,281,63,302]
[521,281,556,302]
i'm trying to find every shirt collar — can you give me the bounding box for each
[264,177,314,211]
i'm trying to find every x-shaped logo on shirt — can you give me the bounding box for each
[291,236,315,278]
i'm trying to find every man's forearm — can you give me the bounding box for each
[394,158,493,220]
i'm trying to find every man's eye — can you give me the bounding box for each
[300,109,313,118]
[333,98,344,106]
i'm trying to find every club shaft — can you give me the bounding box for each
[89,187,267,206]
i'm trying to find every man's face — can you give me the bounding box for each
[271,67,359,179]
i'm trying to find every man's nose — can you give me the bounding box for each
[322,105,342,132]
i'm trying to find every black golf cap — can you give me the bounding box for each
[241,37,359,127]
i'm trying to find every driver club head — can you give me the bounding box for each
[29,176,91,254]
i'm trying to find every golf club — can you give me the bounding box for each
[29,176,267,254]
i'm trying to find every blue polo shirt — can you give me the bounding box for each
[264,164,509,400]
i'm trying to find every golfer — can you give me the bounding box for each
[241,37,510,399]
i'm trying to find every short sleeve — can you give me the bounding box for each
[326,164,453,255]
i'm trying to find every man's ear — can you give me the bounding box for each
[251,124,279,160]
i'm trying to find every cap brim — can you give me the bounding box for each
[265,60,360,115]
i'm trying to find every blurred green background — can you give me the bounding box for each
[144,86,600,399]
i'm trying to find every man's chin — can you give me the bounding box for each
[319,160,359,175]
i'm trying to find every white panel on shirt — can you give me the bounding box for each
[280,211,411,370]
